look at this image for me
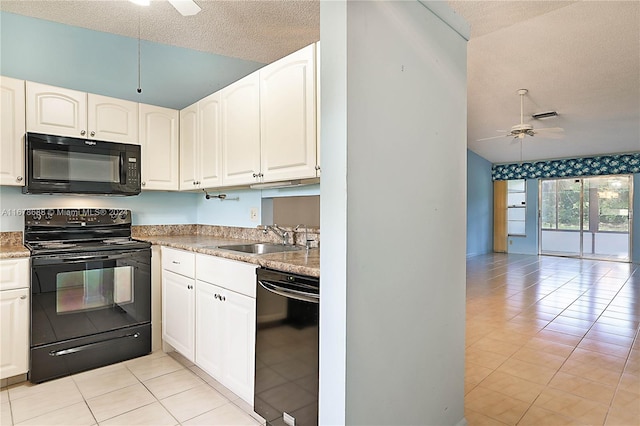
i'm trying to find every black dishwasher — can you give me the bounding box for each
[254,268,319,426]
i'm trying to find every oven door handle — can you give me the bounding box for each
[259,280,319,304]
[61,255,113,262]
[48,332,141,357]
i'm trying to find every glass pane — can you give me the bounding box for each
[507,193,526,207]
[508,207,526,221]
[508,179,525,192]
[541,180,557,229]
[508,221,526,235]
[33,149,120,183]
[557,179,581,230]
[57,266,134,314]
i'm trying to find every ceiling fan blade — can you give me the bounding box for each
[535,127,564,133]
[476,134,511,142]
[167,0,201,16]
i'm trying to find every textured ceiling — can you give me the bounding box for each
[0,0,320,63]
[1,0,638,164]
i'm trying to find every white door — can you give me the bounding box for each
[260,43,317,182]
[198,93,223,188]
[26,81,87,138]
[88,94,138,144]
[162,270,195,361]
[221,73,261,186]
[139,104,179,190]
[0,287,29,379]
[179,103,199,190]
[222,290,256,404]
[195,281,224,378]
[0,76,25,186]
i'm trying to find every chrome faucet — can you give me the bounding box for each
[263,224,289,245]
[294,224,310,251]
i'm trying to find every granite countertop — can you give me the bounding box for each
[0,232,29,259]
[0,243,30,259]
[136,234,320,278]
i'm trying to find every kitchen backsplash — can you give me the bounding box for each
[132,224,320,247]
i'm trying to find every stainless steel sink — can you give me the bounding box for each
[216,243,303,254]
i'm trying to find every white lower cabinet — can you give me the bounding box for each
[161,247,257,405]
[195,254,257,404]
[0,258,30,380]
[161,247,196,362]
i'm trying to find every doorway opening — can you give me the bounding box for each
[539,175,632,261]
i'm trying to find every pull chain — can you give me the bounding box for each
[137,12,142,94]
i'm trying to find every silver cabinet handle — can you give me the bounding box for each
[16,176,23,182]
[141,182,146,186]
[90,131,95,137]
[252,173,258,178]
[315,165,321,171]
[80,130,86,136]
[20,295,27,300]
[172,260,180,264]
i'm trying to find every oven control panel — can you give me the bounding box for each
[24,209,131,226]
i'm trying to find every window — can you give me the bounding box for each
[507,179,526,235]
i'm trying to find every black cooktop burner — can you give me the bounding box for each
[24,208,150,256]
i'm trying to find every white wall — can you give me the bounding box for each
[320,1,467,424]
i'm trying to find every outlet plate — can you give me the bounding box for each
[250,207,259,222]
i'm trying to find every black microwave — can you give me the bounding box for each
[24,133,141,196]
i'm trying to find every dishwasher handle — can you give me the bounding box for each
[258,279,319,304]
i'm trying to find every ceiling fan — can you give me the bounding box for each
[130,0,201,16]
[477,89,564,141]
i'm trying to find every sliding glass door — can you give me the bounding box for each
[540,175,632,261]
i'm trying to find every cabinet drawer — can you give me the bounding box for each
[196,254,258,298]
[161,247,195,278]
[0,258,30,291]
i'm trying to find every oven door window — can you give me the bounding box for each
[56,266,134,314]
[32,149,120,183]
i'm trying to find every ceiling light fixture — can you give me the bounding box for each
[129,0,150,6]
[167,0,201,16]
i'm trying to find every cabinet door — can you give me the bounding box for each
[198,93,223,188]
[88,94,139,144]
[26,81,87,138]
[195,280,224,379]
[222,290,256,404]
[259,43,317,182]
[221,73,261,186]
[0,76,25,186]
[179,103,199,190]
[315,42,321,177]
[162,270,195,361]
[139,104,179,190]
[0,287,29,379]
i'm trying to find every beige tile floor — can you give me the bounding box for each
[0,351,264,426]
[466,254,639,426]
[2,254,638,426]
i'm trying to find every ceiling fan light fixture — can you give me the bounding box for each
[532,111,558,119]
[129,0,150,6]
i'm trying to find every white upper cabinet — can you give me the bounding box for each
[26,82,87,139]
[259,43,317,182]
[221,73,261,186]
[0,76,26,186]
[26,81,138,144]
[139,103,179,190]
[87,94,138,143]
[179,103,198,190]
[198,93,223,188]
[179,92,223,190]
